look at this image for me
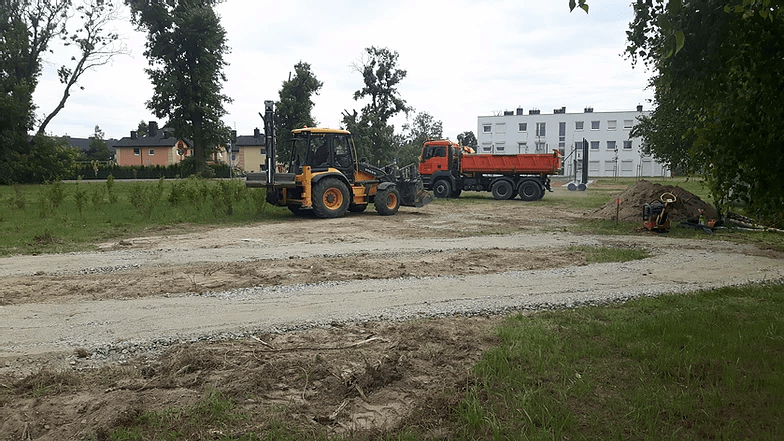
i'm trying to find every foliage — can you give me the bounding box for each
[79,125,113,162]
[275,61,323,163]
[625,0,784,226]
[344,46,411,165]
[0,0,123,183]
[128,177,165,219]
[136,120,149,137]
[399,111,443,166]
[126,0,233,175]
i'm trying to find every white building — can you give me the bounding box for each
[476,105,670,178]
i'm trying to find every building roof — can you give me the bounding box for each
[115,123,192,148]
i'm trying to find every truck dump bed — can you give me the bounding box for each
[461,152,561,174]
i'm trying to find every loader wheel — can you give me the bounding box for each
[312,177,350,218]
[375,187,400,216]
[348,203,368,213]
[491,180,514,200]
[287,204,313,217]
[433,179,452,198]
[518,180,544,201]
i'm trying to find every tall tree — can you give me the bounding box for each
[625,0,784,225]
[85,124,111,161]
[275,61,323,162]
[126,0,232,174]
[345,46,411,165]
[399,111,443,165]
[1,0,123,183]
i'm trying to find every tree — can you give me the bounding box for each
[126,0,232,175]
[0,0,123,183]
[625,0,784,225]
[399,111,443,165]
[457,131,478,149]
[84,124,111,161]
[136,120,148,137]
[344,46,412,165]
[275,61,323,162]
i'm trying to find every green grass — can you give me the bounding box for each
[568,245,650,263]
[453,282,784,440]
[0,178,290,256]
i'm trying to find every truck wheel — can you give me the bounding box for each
[375,187,400,216]
[518,180,544,201]
[312,177,350,218]
[432,179,452,198]
[491,180,514,200]
[451,188,462,198]
[348,203,368,213]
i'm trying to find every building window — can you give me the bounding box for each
[621,160,634,173]
[591,120,600,130]
[260,148,265,155]
[535,141,546,153]
[496,145,505,152]
[606,140,617,150]
[231,154,236,161]
[607,120,617,130]
[575,121,584,131]
[481,142,492,152]
[623,140,633,150]
[483,124,492,133]
[588,160,600,172]
[590,141,600,150]
[535,122,546,137]
[495,123,506,134]
[518,122,527,132]
[605,160,616,173]
[518,142,528,153]
[133,148,140,156]
[149,149,155,155]
[623,119,633,129]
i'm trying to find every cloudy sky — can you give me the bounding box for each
[33,0,653,142]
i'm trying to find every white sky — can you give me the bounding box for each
[33,0,652,142]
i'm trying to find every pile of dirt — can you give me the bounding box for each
[592,179,717,223]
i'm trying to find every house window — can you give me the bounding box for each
[591,120,600,130]
[607,120,617,130]
[623,119,633,129]
[518,142,528,153]
[231,154,236,161]
[260,148,265,155]
[589,160,600,172]
[495,123,506,134]
[133,148,140,156]
[496,145,505,152]
[535,122,546,137]
[518,122,527,132]
[623,140,633,150]
[621,160,634,173]
[483,124,492,133]
[590,141,600,150]
[149,149,155,155]
[605,160,616,173]
[575,121,584,131]
[607,140,617,150]
[535,141,546,153]
[481,142,492,152]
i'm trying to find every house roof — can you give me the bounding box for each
[60,137,118,153]
[115,128,192,148]
[234,134,265,147]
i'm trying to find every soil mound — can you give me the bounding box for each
[592,179,717,223]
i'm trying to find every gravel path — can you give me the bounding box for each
[2,231,782,364]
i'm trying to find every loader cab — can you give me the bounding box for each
[287,128,356,180]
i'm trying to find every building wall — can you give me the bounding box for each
[115,143,184,166]
[239,146,266,173]
[476,107,670,178]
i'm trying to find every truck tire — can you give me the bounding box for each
[451,188,462,198]
[518,180,544,201]
[433,179,452,199]
[312,177,350,218]
[375,186,400,216]
[491,180,514,200]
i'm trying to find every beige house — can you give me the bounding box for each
[230,128,266,172]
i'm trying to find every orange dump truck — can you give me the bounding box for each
[418,140,562,201]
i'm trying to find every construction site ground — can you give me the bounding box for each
[1,182,783,440]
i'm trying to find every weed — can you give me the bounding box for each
[8,184,26,210]
[73,177,88,216]
[129,177,165,219]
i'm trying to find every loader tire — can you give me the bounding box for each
[375,187,400,216]
[433,179,452,199]
[491,180,514,200]
[518,180,544,201]
[287,204,313,217]
[312,177,350,218]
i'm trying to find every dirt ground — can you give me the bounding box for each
[1,184,783,440]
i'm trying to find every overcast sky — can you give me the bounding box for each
[32,0,653,142]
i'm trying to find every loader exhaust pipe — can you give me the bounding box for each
[263,100,275,187]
